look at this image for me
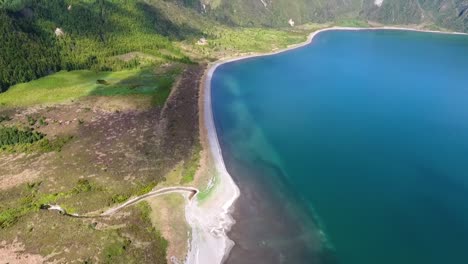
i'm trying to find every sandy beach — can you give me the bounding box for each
[183,61,241,264]
[183,25,467,264]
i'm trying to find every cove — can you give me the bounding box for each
[211,29,468,264]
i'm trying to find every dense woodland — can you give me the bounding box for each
[0,0,193,92]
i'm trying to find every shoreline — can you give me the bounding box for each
[209,25,468,64]
[185,25,468,264]
[183,62,241,264]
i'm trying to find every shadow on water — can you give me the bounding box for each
[220,141,339,264]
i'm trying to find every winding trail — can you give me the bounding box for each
[42,186,199,218]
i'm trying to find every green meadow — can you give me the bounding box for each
[0,67,179,107]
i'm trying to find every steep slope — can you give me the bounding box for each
[200,0,468,31]
[0,0,196,92]
[0,0,312,92]
[1,0,467,92]
[201,0,362,26]
[361,0,468,32]
[418,0,468,31]
[361,0,425,24]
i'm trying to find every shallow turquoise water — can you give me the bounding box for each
[212,30,468,264]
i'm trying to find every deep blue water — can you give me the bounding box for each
[211,30,468,264]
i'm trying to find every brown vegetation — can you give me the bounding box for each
[0,64,205,263]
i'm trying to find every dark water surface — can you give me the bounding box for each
[211,30,468,264]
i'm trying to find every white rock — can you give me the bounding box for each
[197,37,208,46]
[54,28,65,37]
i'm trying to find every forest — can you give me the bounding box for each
[0,0,193,92]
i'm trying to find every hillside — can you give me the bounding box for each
[362,0,468,31]
[201,0,467,31]
[1,0,467,92]
[0,0,467,263]
[0,0,197,92]
[0,0,313,92]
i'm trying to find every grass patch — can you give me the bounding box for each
[0,70,122,107]
[136,201,168,249]
[0,179,97,228]
[136,201,152,221]
[193,27,307,56]
[88,66,182,106]
[0,67,181,107]
[181,144,202,184]
[98,202,168,263]
[196,174,218,202]
[108,181,158,206]
[334,19,370,28]
[135,181,158,196]
[111,194,131,204]
[33,136,73,153]
[72,179,96,194]
[103,239,130,263]
[150,76,175,106]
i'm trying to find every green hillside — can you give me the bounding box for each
[0,0,468,91]
[361,0,468,31]
[202,0,467,31]
[0,0,314,93]
[1,0,467,92]
[202,0,362,26]
[0,0,194,92]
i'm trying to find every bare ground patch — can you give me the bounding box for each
[0,240,45,264]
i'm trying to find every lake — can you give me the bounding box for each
[211,30,468,264]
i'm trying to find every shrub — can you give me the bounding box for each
[97,79,110,85]
[72,179,94,194]
[111,194,130,204]
[0,115,10,123]
[26,115,37,126]
[0,126,44,148]
[38,116,48,126]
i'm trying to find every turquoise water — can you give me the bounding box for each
[211,30,468,264]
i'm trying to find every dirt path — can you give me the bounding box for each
[43,186,199,218]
